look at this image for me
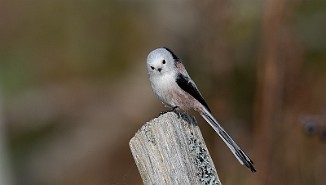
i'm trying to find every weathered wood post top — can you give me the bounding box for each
[129,112,222,185]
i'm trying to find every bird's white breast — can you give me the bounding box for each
[149,72,178,107]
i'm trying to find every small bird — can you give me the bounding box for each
[146,47,256,173]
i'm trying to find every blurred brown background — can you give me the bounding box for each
[0,0,326,185]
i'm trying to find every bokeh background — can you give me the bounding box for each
[1,0,326,185]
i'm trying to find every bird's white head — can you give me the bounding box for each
[146,47,179,76]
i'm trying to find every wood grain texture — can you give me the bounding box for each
[129,112,221,185]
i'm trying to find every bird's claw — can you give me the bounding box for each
[158,106,179,117]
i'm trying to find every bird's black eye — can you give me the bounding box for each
[162,60,166,64]
[151,66,155,70]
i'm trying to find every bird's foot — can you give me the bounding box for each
[159,106,179,116]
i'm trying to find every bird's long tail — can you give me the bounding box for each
[200,109,256,173]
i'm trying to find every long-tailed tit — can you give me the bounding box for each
[146,47,256,173]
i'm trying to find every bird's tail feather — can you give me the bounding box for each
[200,110,256,173]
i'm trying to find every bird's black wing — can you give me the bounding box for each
[176,73,211,112]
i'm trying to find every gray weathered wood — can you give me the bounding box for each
[129,112,222,185]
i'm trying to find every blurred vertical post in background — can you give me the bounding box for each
[254,0,287,183]
[0,90,13,185]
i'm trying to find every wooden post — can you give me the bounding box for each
[129,112,222,185]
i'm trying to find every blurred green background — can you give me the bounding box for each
[0,0,326,185]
